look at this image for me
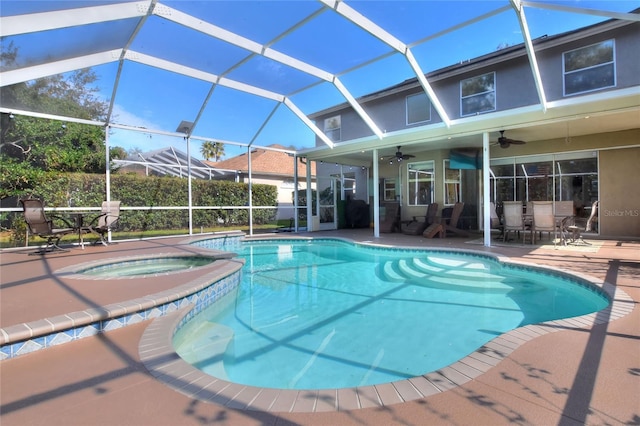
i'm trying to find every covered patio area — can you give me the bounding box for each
[1,230,638,425]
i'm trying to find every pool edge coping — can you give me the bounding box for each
[0,233,246,352]
[137,236,635,413]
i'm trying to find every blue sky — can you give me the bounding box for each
[3,0,638,160]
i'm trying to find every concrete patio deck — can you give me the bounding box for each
[1,230,638,425]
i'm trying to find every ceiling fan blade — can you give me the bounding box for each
[496,130,526,148]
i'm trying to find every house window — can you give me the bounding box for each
[563,39,615,96]
[406,92,430,125]
[460,72,496,116]
[407,161,434,206]
[443,160,462,206]
[324,115,341,142]
[383,178,397,201]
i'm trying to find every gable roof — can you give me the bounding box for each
[206,144,315,177]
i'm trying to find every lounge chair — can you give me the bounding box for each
[20,198,76,254]
[502,201,529,243]
[379,202,401,233]
[85,201,121,245]
[442,202,467,237]
[403,203,438,235]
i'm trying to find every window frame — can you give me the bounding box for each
[406,92,431,125]
[406,161,435,206]
[563,39,616,96]
[383,178,397,202]
[460,71,496,117]
[443,160,462,206]
[323,115,341,142]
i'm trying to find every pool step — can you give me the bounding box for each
[409,257,503,281]
[381,261,406,282]
[380,256,516,292]
[176,321,234,380]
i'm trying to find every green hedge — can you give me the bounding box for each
[13,173,278,232]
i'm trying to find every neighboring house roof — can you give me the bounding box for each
[121,146,229,179]
[206,144,316,177]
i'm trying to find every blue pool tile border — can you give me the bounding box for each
[0,268,242,360]
[0,233,246,360]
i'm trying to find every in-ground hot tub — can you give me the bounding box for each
[56,253,224,279]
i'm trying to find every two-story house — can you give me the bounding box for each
[305,13,639,238]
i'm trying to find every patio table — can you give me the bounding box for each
[67,211,97,249]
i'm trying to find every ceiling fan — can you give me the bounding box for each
[381,146,415,163]
[495,130,526,148]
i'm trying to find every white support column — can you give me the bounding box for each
[186,136,193,235]
[306,160,313,231]
[483,132,491,247]
[293,155,299,232]
[105,125,112,243]
[248,145,253,236]
[373,149,380,238]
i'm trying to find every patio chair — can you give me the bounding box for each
[85,201,121,245]
[554,201,575,245]
[490,202,503,235]
[502,201,529,243]
[379,201,401,233]
[586,200,599,232]
[20,198,76,254]
[442,202,467,237]
[403,203,438,235]
[532,201,558,245]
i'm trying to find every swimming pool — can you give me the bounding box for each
[175,238,608,390]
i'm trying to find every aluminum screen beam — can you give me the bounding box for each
[0,50,122,87]
[323,0,451,127]
[284,98,335,148]
[0,1,148,36]
[510,0,547,112]
[155,2,382,143]
[522,1,640,22]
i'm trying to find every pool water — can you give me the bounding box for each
[174,239,608,390]
[78,256,215,277]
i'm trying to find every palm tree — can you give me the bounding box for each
[201,141,225,161]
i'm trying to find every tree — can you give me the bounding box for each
[0,43,110,196]
[110,146,128,160]
[201,141,225,161]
